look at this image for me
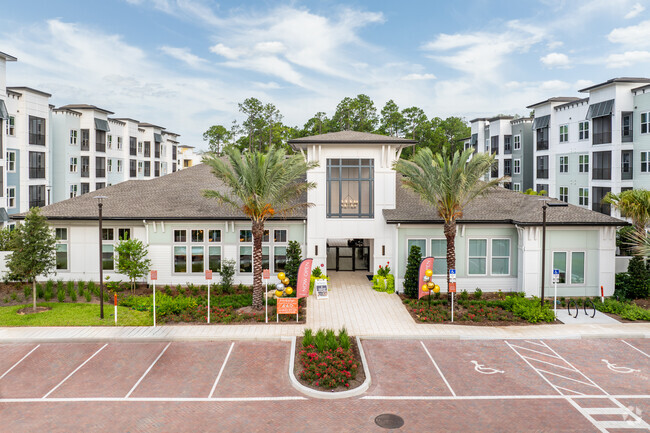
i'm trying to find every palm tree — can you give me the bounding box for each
[603,189,650,236]
[203,146,318,310]
[394,147,503,288]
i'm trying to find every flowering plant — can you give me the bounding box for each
[299,345,358,389]
[377,262,391,278]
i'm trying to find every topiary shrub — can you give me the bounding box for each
[617,256,650,299]
[285,240,302,288]
[403,245,422,299]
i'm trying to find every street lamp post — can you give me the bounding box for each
[540,200,568,307]
[95,195,108,319]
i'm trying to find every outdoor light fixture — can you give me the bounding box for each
[540,199,569,307]
[95,195,108,319]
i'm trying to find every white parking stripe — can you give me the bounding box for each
[43,344,108,399]
[521,355,577,372]
[209,342,235,399]
[534,369,600,388]
[554,386,585,396]
[420,341,456,397]
[0,396,307,403]
[125,342,171,398]
[508,344,562,359]
[0,345,40,380]
[621,340,650,358]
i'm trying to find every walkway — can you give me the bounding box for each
[0,272,648,342]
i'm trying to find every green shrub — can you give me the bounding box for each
[595,298,650,321]
[23,285,30,300]
[44,284,53,301]
[309,274,329,295]
[88,281,97,295]
[502,295,555,323]
[326,330,338,351]
[66,281,75,296]
[314,329,326,352]
[312,267,324,278]
[404,245,422,298]
[372,274,395,293]
[36,283,44,299]
[46,280,54,294]
[617,256,650,299]
[164,285,173,296]
[57,288,65,302]
[473,288,483,300]
[459,289,469,301]
[338,328,350,350]
[77,281,85,296]
[84,290,92,302]
[220,259,236,293]
[285,241,302,288]
[70,289,77,302]
[303,328,314,347]
[10,292,17,301]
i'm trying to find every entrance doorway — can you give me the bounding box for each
[326,239,370,272]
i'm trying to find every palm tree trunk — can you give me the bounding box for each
[444,221,456,291]
[252,221,264,310]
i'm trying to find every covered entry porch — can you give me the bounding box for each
[326,238,371,272]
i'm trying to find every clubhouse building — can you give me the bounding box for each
[19,131,624,298]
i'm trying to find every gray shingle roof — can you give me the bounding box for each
[17,164,306,221]
[384,176,625,226]
[289,131,417,146]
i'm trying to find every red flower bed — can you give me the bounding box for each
[298,345,358,389]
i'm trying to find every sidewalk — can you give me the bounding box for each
[1,271,648,342]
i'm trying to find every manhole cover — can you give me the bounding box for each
[375,414,404,429]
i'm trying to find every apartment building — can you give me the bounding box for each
[530,78,650,215]
[0,52,13,222]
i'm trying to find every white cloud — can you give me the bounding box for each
[547,41,564,49]
[401,73,436,81]
[625,2,645,18]
[159,46,208,69]
[575,79,594,89]
[608,20,650,47]
[540,80,571,91]
[209,43,241,60]
[540,52,570,68]
[253,81,281,89]
[254,41,286,54]
[606,50,650,67]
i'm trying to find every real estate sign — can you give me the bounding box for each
[296,258,313,299]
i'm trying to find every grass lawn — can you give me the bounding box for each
[0,303,152,326]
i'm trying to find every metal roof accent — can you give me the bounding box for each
[94,118,110,132]
[532,115,550,129]
[0,100,8,120]
[586,99,614,120]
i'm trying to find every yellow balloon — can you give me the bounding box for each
[282,278,290,286]
[275,290,284,297]
[277,272,286,281]
[425,269,433,277]
[421,284,429,292]
[427,281,435,289]
[433,285,440,293]
[285,287,293,295]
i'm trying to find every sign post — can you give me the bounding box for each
[263,269,270,323]
[150,270,157,327]
[114,293,118,325]
[552,269,559,319]
[205,270,213,324]
[449,269,456,323]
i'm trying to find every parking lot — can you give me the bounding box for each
[0,338,648,432]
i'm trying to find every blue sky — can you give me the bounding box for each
[1,0,650,149]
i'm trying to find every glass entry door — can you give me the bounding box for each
[327,245,370,271]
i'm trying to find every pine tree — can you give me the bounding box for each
[7,208,57,311]
[623,256,650,299]
[404,245,422,299]
[285,240,302,288]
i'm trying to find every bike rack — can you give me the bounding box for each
[567,299,578,318]
[584,299,596,318]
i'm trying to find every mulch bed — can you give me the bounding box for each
[16,306,51,315]
[293,336,365,392]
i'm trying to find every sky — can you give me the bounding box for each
[1,0,650,150]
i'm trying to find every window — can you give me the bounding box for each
[209,246,221,272]
[96,130,106,152]
[70,157,78,173]
[117,160,123,173]
[579,121,589,140]
[144,161,150,177]
[592,151,611,180]
[579,154,589,173]
[513,183,521,192]
[579,186,589,206]
[102,228,114,241]
[118,228,131,240]
[191,229,204,242]
[468,239,487,275]
[7,151,16,172]
[96,182,105,190]
[137,161,143,174]
[81,129,89,150]
[7,186,15,208]
[491,239,510,275]
[155,142,161,158]
[117,136,123,149]
[108,135,112,149]
[274,230,287,243]
[129,137,137,156]
[491,160,498,178]
[69,184,78,198]
[96,157,105,177]
[641,112,649,134]
[552,251,585,285]
[503,159,511,176]
[514,159,521,174]
[326,158,374,218]
[622,113,633,142]
[137,141,143,154]
[107,159,113,173]
[28,151,46,179]
[536,184,549,195]
[209,230,221,242]
[642,151,650,172]
[536,155,548,179]
[144,141,151,157]
[536,127,549,150]
[592,187,611,215]
[559,186,568,203]
[592,115,612,144]
[239,246,252,272]
[174,230,187,242]
[28,116,46,145]
[28,185,45,208]
[621,150,633,180]
[191,246,204,273]
[504,135,512,154]
[174,246,187,272]
[559,156,568,173]
[81,183,89,195]
[240,230,253,243]
[155,161,160,177]
[273,246,286,272]
[129,159,137,178]
[81,156,90,178]
[102,245,114,270]
[7,116,15,136]
[559,125,568,143]
[407,239,426,256]
[430,239,447,275]
[56,228,68,270]
[70,130,78,145]
[513,135,521,150]
[490,136,499,155]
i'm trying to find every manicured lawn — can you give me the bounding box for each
[0,303,152,326]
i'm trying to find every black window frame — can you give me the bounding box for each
[28,116,46,146]
[326,158,374,218]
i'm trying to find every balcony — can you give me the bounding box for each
[28,167,46,179]
[96,168,106,178]
[537,169,548,179]
[592,167,611,180]
[29,133,46,146]
[593,132,612,145]
[130,146,137,156]
[536,140,548,151]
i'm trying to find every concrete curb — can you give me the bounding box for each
[287,336,371,400]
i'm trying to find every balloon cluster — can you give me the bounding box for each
[421,269,440,294]
[275,272,293,297]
